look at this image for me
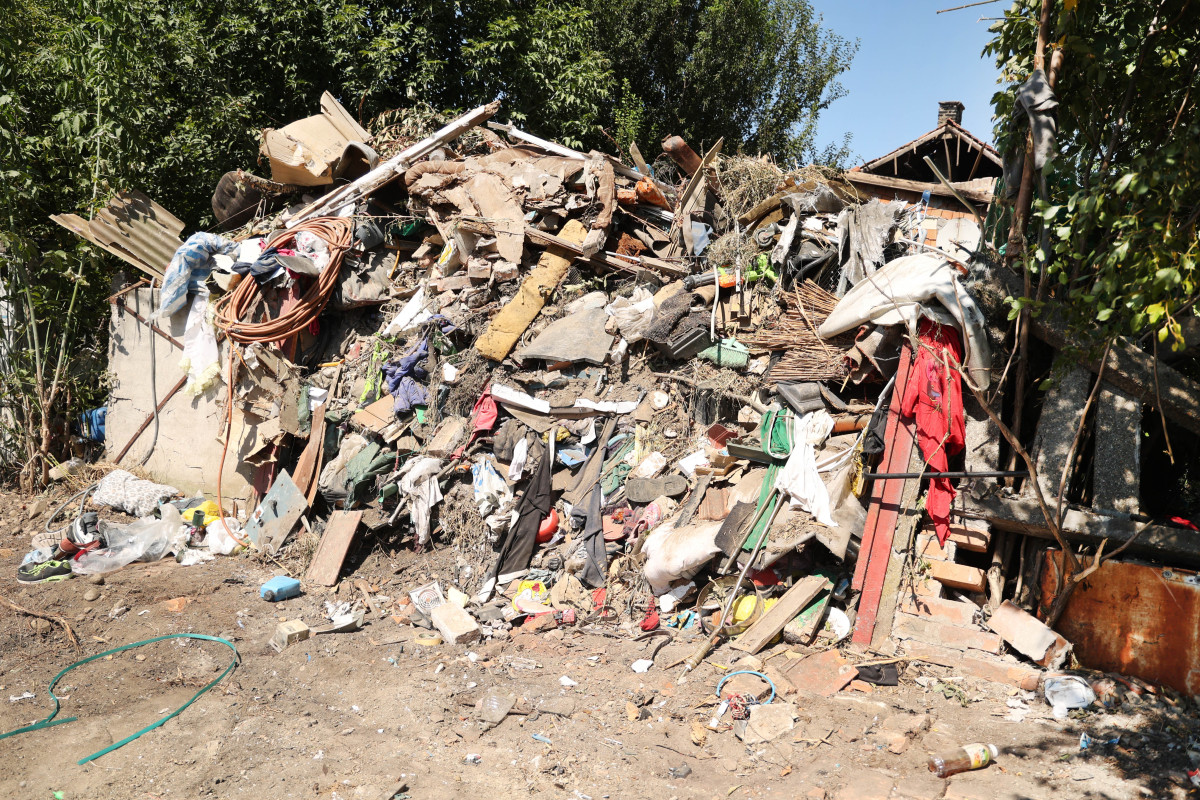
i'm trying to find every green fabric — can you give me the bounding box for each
[0,633,239,765]
[600,435,636,496]
[744,409,794,549]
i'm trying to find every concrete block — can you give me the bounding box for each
[900,595,980,628]
[1094,385,1141,514]
[927,521,990,552]
[893,615,1002,654]
[1032,367,1092,502]
[903,640,1041,690]
[929,561,986,593]
[426,416,467,458]
[986,600,1071,668]
[430,601,481,645]
[916,533,957,561]
[269,619,310,652]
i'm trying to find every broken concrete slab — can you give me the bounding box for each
[902,640,1040,690]
[1031,366,1091,501]
[986,600,1071,669]
[431,601,481,645]
[518,308,614,366]
[1093,385,1141,514]
[734,701,797,744]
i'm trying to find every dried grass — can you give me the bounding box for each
[715,155,784,222]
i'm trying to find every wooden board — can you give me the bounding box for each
[732,575,828,654]
[852,346,916,646]
[292,402,327,498]
[306,510,364,586]
[352,394,396,433]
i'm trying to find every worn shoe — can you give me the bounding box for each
[60,512,101,556]
[17,559,74,583]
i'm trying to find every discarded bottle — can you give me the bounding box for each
[260,575,302,602]
[928,743,999,777]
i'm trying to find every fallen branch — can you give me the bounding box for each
[2,596,79,647]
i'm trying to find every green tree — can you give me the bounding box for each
[581,0,857,164]
[986,0,1200,347]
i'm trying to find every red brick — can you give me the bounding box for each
[893,615,1001,654]
[899,595,980,628]
[932,520,990,552]
[929,561,986,593]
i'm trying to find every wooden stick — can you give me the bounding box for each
[2,596,79,647]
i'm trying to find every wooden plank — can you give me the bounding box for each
[845,171,993,204]
[871,443,926,651]
[928,561,987,593]
[292,402,327,498]
[852,346,916,646]
[306,510,364,586]
[732,575,827,654]
[957,494,1200,567]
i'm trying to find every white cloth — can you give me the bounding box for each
[397,457,443,545]
[507,437,529,482]
[180,291,220,397]
[818,254,992,389]
[774,411,837,527]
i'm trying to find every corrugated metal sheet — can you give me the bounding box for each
[1042,553,1200,694]
[52,190,183,279]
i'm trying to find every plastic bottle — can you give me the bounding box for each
[260,576,302,602]
[928,743,999,777]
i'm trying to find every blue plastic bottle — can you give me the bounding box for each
[260,576,302,602]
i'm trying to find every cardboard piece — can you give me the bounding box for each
[260,92,372,186]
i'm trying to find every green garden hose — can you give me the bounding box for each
[0,633,240,764]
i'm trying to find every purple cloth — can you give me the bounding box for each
[383,338,430,415]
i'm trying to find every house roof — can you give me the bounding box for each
[857,119,1002,176]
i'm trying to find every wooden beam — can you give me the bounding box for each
[957,494,1200,567]
[966,142,986,181]
[943,138,954,182]
[845,171,992,204]
[306,510,364,586]
[732,575,828,654]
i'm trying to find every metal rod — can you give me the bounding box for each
[936,0,1001,12]
[864,470,1029,479]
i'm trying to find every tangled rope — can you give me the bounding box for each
[212,216,354,548]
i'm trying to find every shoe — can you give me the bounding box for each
[17,559,74,583]
[625,474,688,504]
[60,512,100,555]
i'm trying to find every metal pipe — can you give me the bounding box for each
[864,470,1029,479]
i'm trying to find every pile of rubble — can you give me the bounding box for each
[27,94,1200,768]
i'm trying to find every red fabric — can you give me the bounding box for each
[1170,516,1199,531]
[640,599,660,631]
[451,386,499,459]
[900,319,965,546]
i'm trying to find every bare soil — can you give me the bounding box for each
[0,488,1191,800]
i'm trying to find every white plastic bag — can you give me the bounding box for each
[606,288,656,343]
[72,506,186,575]
[205,518,246,555]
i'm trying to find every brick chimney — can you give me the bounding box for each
[938,101,964,126]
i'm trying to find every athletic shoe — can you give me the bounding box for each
[16,560,74,583]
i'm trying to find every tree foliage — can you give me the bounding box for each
[986,0,1200,347]
[0,0,854,482]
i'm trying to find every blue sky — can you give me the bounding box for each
[809,0,1005,165]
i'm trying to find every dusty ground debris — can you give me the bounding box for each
[2,95,1198,800]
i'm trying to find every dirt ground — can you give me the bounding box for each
[0,488,1193,800]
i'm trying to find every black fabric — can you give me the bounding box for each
[855,664,899,686]
[488,440,554,591]
[571,485,608,589]
[862,376,896,457]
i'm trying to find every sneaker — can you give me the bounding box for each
[60,512,100,556]
[17,560,74,583]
